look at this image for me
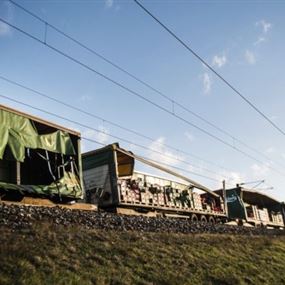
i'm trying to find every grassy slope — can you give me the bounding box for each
[0,223,285,285]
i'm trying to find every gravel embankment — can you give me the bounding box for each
[0,203,284,235]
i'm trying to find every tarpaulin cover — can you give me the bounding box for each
[0,171,82,198]
[226,189,246,219]
[38,131,76,156]
[0,109,76,162]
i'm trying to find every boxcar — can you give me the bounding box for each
[0,104,83,201]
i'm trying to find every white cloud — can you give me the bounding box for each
[79,95,92,102]
[251,163,270,178]
[83,125,110,145]
[265,147,275,154]
[244,50,256,65]
[148,137,182,166]
[254,20,272,46]
[186,164,194,173]
[212,54,227,68]
[184,132,194,143]
[0,1,13,37]
[256,20,272,34]
[214,170,244,189]
[254,36,266,46]
[0,22,10,36]
[105,0,114,8]
[83,129,96,140]
[202,73,212,94]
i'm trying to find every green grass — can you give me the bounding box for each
[0,223,285,285]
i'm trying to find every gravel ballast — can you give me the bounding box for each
[0,203,284,235]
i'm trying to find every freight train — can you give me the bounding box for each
[0,104,284,228]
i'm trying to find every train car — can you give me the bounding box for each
[83,143,226,222]
[210,186,285,228]
[0,104,83,202]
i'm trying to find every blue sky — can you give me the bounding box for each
[1,0,285,200]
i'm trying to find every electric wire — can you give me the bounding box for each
[0,17,283,177]
[82,136,223,183]
[0,93,225,182]
[7,0,283,170]
[0,74,234,174]
[133,0,285,137]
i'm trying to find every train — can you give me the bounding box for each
[0,104,284,228]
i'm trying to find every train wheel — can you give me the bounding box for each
[200,215,207,223]
[191,214,198,222]
[208,216,215,224]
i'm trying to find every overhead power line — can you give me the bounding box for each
[0,17,283,177]
[0,74,235,175]
[7,0,283,170]
[0,93,223,183]
[82,136,222,183]
[133,0,285,137]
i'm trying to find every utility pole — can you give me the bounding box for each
[222,180,228,216]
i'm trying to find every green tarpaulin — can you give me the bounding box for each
[0,109,76,162]
[38,131,76,155]
[0,171,82,198]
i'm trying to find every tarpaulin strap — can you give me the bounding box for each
[57,157,77,179]
[57,157,82,194]
[36,150,57,181]
[45,150,56,182]
[46,150,61,200]
[37,151,48,161]
[71,158,82,191]
[36,151,57,182]
[57,155,70,179]
[39,150,61,200]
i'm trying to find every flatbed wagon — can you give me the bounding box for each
[83,143,227,222]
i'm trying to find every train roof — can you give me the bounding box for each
[83,143,125,157]
[0,104,81,137]
[241,188,281,206]
[214,187,281,207]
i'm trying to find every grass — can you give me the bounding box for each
[0,222,285,285]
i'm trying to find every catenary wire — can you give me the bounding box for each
[0,93,226,182]
[0,17,283,177]
[7,0,283,169]
[82,136,225,184]
[133,0,285,137]
[0,74,234,174]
